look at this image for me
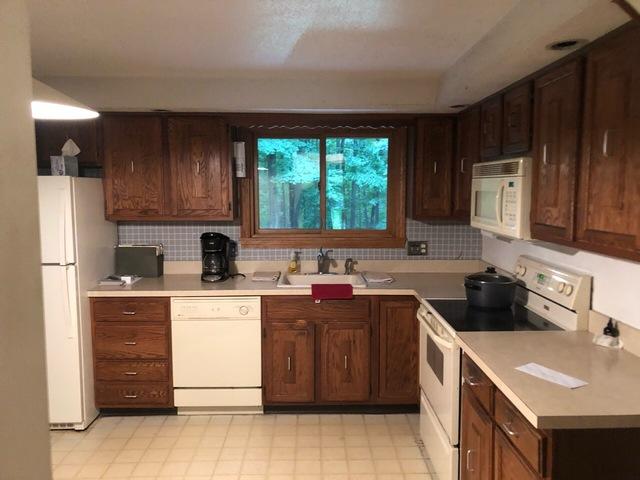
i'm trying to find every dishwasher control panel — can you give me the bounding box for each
[171,296,261,320]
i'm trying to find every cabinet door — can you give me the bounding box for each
[102,115,165,219]
[480,96,502,158]
[35,119,100,168]
[494,429,538,480]
[263,321,315,403]
[413,117,454,219]
[502,83,532,155]
[168,117,233,219]
[531,60,583,244]
[576,26,640,262]
[319,321,370,402]
[377,298,418,404]
[454,107,480,218]
[460,387,493,480]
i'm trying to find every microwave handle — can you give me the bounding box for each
[495,180,506,227]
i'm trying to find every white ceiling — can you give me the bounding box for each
[27,0,631,112]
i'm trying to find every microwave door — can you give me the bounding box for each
[471,178,500,228]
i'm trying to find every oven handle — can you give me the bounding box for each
[417,308,455,350]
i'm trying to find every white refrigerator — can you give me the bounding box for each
[38,176,116,430]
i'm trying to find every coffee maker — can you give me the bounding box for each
[200,232,231,282]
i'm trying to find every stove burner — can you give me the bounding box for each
[427,299,562,332]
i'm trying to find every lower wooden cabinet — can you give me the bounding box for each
[263,321,315,404]
[318,321,370,402]
[91,297,173,408]
[261,295,418,406]
[494,429,539,480]
[460,386,493,480]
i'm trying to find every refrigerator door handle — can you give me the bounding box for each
[58,189,68,265]
[63,266,78,339]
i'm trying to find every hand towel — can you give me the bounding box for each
[311,284,354,303]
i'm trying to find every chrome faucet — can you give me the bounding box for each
[317,247,333,274]
[344,258,356,275]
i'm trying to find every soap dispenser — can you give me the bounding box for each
[288,251,300,274]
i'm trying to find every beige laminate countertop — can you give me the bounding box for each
[87,272,468,300]
[457,331,640,429]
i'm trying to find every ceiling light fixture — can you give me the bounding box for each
[31,79,99,120]
[546,39,585,51]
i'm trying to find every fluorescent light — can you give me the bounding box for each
[31,101,99,120]
[31,79,99,120]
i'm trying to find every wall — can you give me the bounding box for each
[119,219,482,262]
[0,0,52,478]
[482,235,640,330]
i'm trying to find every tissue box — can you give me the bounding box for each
[50,155,79,176]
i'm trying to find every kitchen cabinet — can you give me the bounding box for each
[460,354,640,480]
[167,117,233,219]
[102,115,166,219]
[34,119,100,168]
[453,107,480,218]
[261,295,418,406]
[377,297,418,404]
[460,386,493,480]
[318,321,370,402]
[576,25,640,262]
[91,297,173,408]
[263,321,315,403]
[531,60,583,244]
[480,96,502,158]
[101,114,234,221]
[502,83,532,155]
[413,117,455,219]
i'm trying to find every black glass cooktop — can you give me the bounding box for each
[427,299,562,332]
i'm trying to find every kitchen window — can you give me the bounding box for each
[240,127,407,247]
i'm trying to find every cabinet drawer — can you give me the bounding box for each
[462,354,494,413]
[494,428,539,480]
[94,325,168,359]
[263,296,371,321]
[93,298,169,322]
[95,360,170,382]
[495,390,547,475]
[95,382,172,407]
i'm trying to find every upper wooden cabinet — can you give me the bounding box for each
[102,114,234,221]
[168,117,233,219]
[413,117,455,219]
[576,26,640,262]
[531,60,583,244]
[480,96,502,158]
[502,83,532,155]
[454,107,480,218]
[103,115,166,219]
[35,119,100,168]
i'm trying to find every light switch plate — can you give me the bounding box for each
[407,241,428,256]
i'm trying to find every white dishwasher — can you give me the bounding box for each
[171,297,262,414]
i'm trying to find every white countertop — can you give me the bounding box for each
[457,331,640,429]
[87,272,469,300]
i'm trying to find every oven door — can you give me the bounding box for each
[418,305,460,445]
[420,391,459,480]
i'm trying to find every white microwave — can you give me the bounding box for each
[470,157,532,240]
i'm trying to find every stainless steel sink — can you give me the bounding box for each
[277,272,367,288]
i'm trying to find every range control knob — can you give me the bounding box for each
[557,282,566,293]
[564,285,574,296]
[516,265,527,276]
[239,306,249,316]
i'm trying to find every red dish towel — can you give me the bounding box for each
[311,284,354,303]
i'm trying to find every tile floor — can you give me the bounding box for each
[50,413,433,480]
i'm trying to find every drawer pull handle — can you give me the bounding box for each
[466,449,475,472]
[287,356,292,371]
[122,311,136,315]
[502,421,519,437]
[124,341,137,346]
[464,376,482,387]
[124,371,138,376]
[124,394,138,399]
[344,355,348,370]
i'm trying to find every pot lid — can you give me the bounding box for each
[465,266,516,285]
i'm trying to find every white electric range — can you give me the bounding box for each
[417,256,591,480]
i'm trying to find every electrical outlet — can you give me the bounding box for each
[407,241,428,256]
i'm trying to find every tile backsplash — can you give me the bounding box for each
[118,219,481,261]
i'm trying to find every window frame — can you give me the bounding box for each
[240,126,407,248]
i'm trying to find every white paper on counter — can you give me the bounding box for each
[515,362,588,389]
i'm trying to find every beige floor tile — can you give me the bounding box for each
[319,415,343,425]
[225,435,250,447]
[176,435,205,448]
[396,446,423,459]
[295,447,321,460]
[363,415,386,424]
[114,448,145,463]
[269,460,296,474]
[346,447,372,460]
[103,462,136,478]
[72,438,104,451]
[125,436,154,449]
[141,448,171,462]
[98,437,128,450]
[242,460,270,474]
[53,464,81,479]
[245,447,271,460]
[248,435,273,447]
[272,436,296,448]
[50,450,67,466]
[321,447,347,460]
[275,415,298,425]
[159,460,190,476]
[187,460,217,476]
[400,459,429,473]
[322,474,349,480]
[343,425,367,435]
[201,436,226,448]
[271,447,296,460]
[59,449,93,464]
[368,436,394,447]
[374,459,403,474]
[405,473,432,480]
[274,425,298,435]
[149,435,179,449]
[297,425,321,436]
[295,475,322,480]
[322,460,349,474]
[216,460,243,475]
[348,460,376,474]
[206,424,230,436]
[212,475,240,480]
[392,435,418,447]
[297,415,320,425]
[268,475,294,480]
[193,447,221,461]
[376,474,405,480]
[240,475,267,480]
[342,414,364,425]
[75,463,109,479]
[370,447,397,459]
[297,435,322,447]
[132,462,163,477]
[182,425,207,436]
[232,415,255,425]
[168,447,197,462]
[344,436,369,447]
[86,449,119,464]
[158,425,184,437]
[321,436,346,448]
